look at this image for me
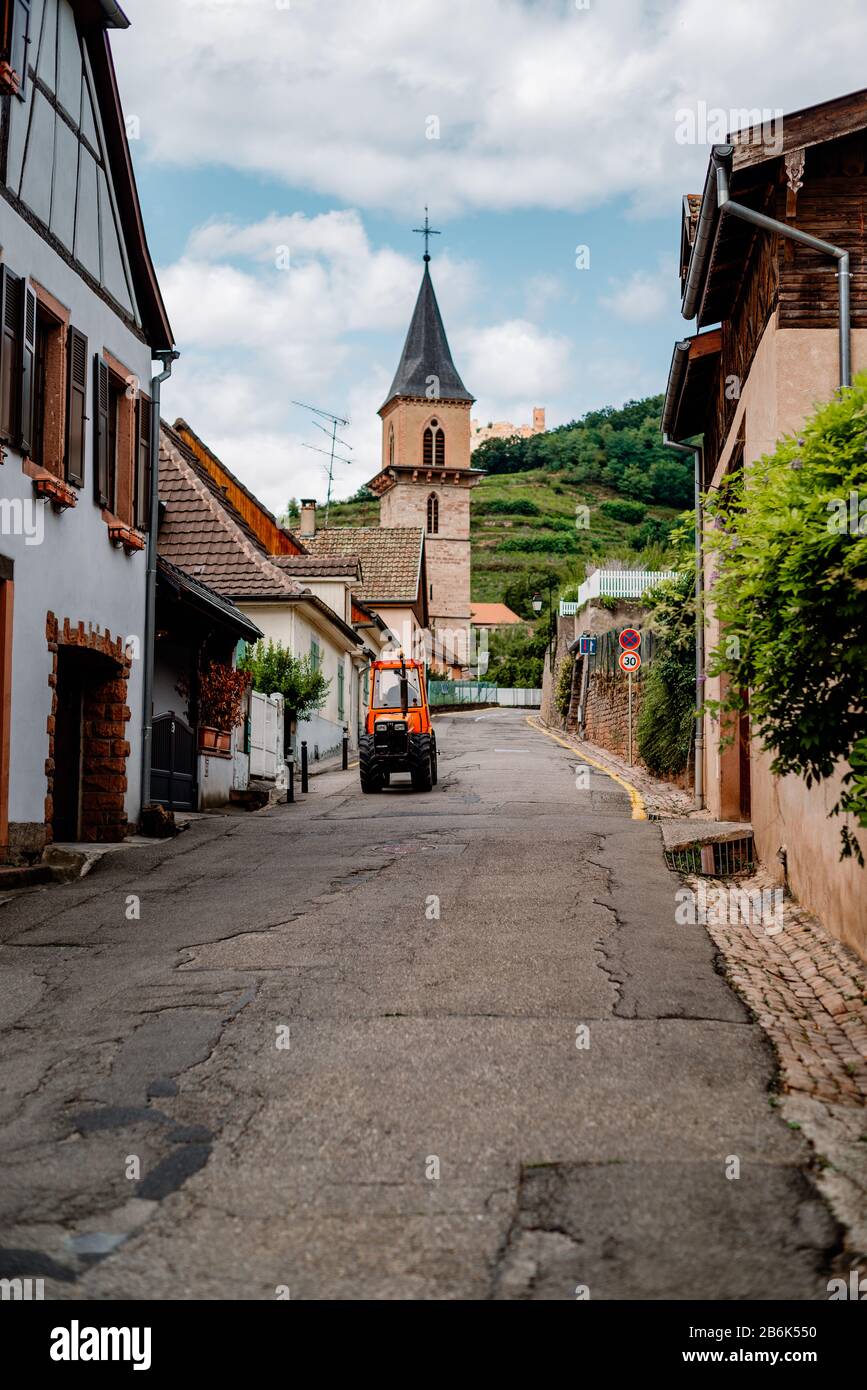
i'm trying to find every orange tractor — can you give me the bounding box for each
[359,656,438,793]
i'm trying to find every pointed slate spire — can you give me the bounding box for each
[382,263,474,408]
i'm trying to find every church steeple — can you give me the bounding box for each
[382,261,474,410]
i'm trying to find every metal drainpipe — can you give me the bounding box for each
[662,433,704,810]
[715,159,851,389]
[140,350,179,814]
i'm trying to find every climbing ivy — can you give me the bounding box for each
[637,560,696,777]
[704,377,867,862]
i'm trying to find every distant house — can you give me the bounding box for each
[0,0,174,853]
[470,603,526,631]
[157,427,362,772]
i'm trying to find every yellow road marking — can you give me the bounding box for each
[525,716,648,821]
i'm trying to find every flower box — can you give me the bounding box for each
[0,62,21,97]
[108,524,146,554]
[199,725,232,754]
[33,475,77,511]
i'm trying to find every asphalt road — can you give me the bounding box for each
[0,710,839,1299]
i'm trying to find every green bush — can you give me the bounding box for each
[497,534,578,555]
[705,378,867,861]
[636,561,696,778]
[479,498,542,517]
[238,640,330,720]
[599,498,647,525]
[555,654,574,717]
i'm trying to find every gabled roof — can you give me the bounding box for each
[82,21,173,349]
[381,263,474,410]
[295,527,425,605]
[172,419,302,557]
[470,603,525,626]
[273,555,362,580]
[680,87,867,328]
[159,427,303,600]
[158,428,362,648]
[157,557,263,644]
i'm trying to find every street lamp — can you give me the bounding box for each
[532,580,557,659]
[532,593,543,615]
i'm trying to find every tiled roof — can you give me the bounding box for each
[158,427,303,600]
[273,554,362,579]
[293,527,424,603]
[470,603,524,625]
[157,557,263,641]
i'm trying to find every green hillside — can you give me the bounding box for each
[325,395,687,617]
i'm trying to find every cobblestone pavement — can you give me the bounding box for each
[546,720,867,1257]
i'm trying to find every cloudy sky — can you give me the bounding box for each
[113,0,867,514]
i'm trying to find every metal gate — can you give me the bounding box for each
[150,712,196,810]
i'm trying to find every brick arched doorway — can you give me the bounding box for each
[47,615,131,844]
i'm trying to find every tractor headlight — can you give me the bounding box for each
[393,721,407,731]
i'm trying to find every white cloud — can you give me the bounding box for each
[600,262,673,324]
[116,0,867,217]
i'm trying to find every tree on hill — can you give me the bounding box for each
[472,394,691,509]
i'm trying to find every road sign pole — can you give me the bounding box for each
[628,672,633,766]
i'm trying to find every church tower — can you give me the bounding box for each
[367,231,482,662]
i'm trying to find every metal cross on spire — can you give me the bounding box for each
[413,207,441,262]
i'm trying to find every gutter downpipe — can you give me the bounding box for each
[715,155,851,389]
[662,430,704,810]
[140,349,179,815]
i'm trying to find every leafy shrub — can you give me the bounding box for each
[705,378,867,861]
[555,654,575,717]
[478,497,542,517]
[599,498,646,525]
[238,640,330,720]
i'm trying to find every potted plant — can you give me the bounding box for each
[179,659,250,754]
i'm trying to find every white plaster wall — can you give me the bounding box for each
[0,200,153,828]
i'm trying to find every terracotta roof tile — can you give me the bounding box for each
[293,527,423,603]
[158,428,303,600]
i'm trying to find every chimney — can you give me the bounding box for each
[533,407,546,433]
[299,498,317,538]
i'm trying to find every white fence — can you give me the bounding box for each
[560,570,679,616]
[496,688,542,708]
[250,690,285,785]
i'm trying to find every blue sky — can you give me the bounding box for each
[112,0,867,513]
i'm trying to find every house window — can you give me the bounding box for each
[94,353,140,530]
[28,299,65,473]
[0,267,22,442]
[337,663,344,720]
[388,423,395,468]
[427,492,439,535]
[423,419,445,469]
[310,636,321,671]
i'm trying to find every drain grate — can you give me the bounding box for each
[665,834,755,877]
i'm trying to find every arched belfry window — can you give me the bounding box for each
[427,492,439,535]
[423,418,445,469]
[388,423,395,468]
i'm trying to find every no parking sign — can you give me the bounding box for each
[619,628,641,651]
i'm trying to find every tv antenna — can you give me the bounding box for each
[292,400,351,527]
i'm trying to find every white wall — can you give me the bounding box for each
[0,200,153,831]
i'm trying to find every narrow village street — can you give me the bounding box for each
[0,711,839,1301]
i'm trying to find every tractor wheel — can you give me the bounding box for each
[409,733,434,792]
[430,738,438,786]
[359,734,383,793]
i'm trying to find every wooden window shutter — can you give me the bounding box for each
[135,391,152,530]
[0,265,21,443]
[8,1,31,98]
[18,280,36,455]
[93,354,110,506]
[64,327,87,486]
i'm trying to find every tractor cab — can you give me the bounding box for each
[359,655,438,793]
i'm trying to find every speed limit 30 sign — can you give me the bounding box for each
[619,650,642,673]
